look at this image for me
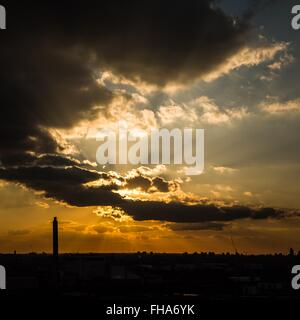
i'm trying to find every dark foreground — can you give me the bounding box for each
[0,252,299,318]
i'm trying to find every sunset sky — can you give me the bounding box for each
[0,0,300,254]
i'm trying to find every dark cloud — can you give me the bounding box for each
[251,207,283,220]
[151,177,170,193]
[4,0,250,85]
[0,0,252,176]
[125,176,152,192]
[87,0,249,85]
[125,175,171,192]
[0,48,112,166]
[0,0,252,169]
[35,154,81,167]
[0,166,101,185]
[120,201,283,223]
[0,164,123,207]
[0,158,287,223]
[50,185,123,208]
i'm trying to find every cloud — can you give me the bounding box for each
[4,1,251,86]
[189,96,248,124]
[260,98,300,114]
[267,51,295,71]
[203,42,290,81]
[118,225,158,234]
[0,156,179,209]
[93,226,112,234]
[125,174,171,193]
[213,166,238,174]
[0,166,103,186]
[121,201,283,223]
[0,43,113,167]
[151,177,170,193]
[158,105,195,125]
[0,151,290,224]
[167,222,226,231]
[35,201,50,209]
[35,154,81,167]
[0,164,123,207]
[136,165,167,177]
[125,175,152,192]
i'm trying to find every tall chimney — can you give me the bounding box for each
[53,217,58,258]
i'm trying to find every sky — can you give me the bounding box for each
[0,0,300,254]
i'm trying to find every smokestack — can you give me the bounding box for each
[53,217,58,258]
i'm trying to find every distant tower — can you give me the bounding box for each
[53,217,59,258]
